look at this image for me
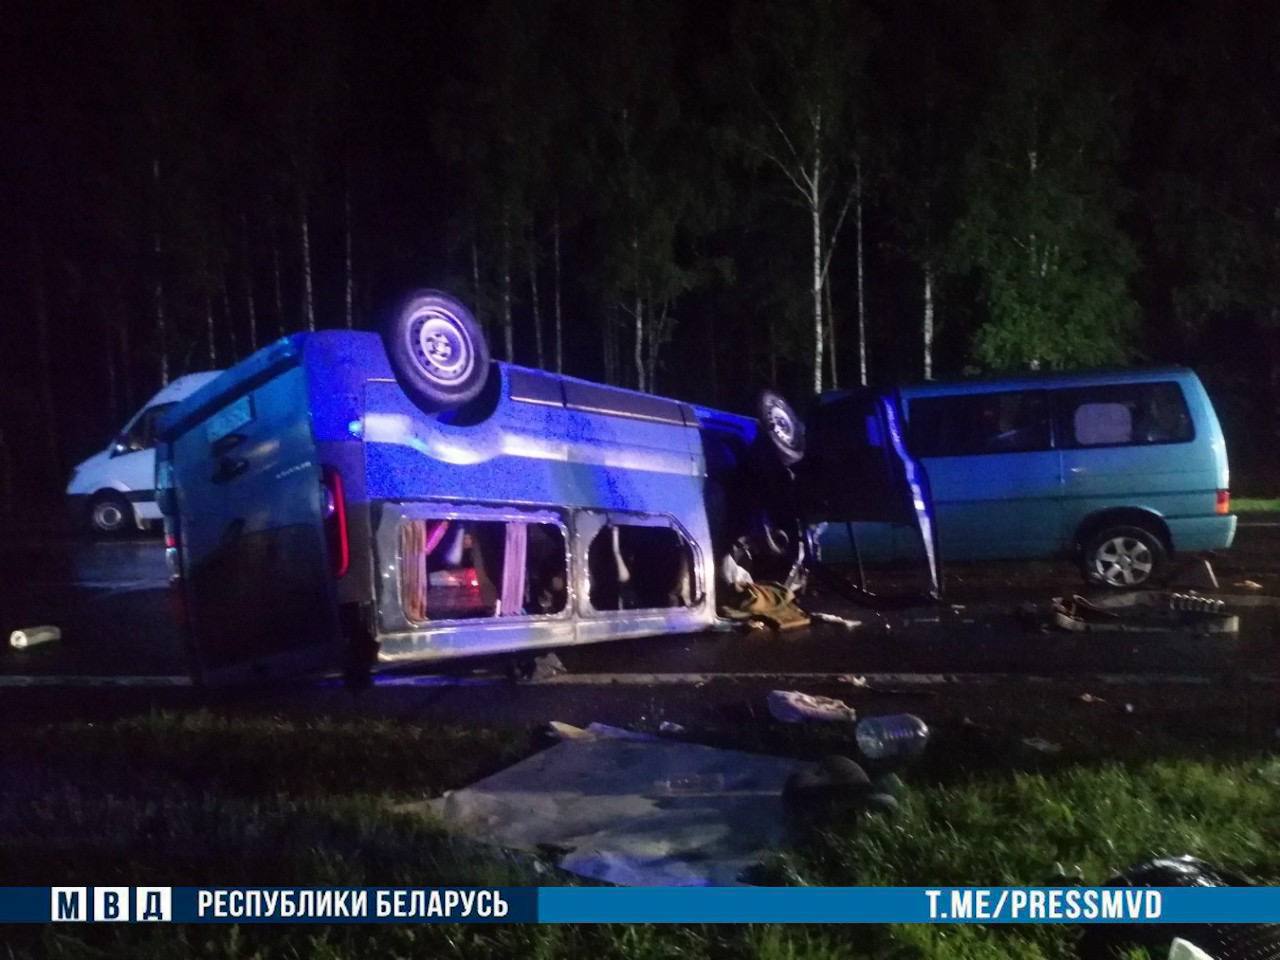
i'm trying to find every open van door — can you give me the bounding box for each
[797,388,940,597]
[157,340,343,685]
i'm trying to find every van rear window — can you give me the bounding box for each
[1054,382,1193,448]
[908,390,1051,457]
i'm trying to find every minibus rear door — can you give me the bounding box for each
[158,341,343,685]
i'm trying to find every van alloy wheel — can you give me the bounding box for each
[1085,522,1167,591]
[1092,535,1154,586]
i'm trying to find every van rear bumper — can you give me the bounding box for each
[1168,514,1236,552]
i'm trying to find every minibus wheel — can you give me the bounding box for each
[384,290,490,413]
[87,492,133,537]
[1081,525,1166,588]
[756,390,805,466]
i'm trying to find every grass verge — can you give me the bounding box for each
[1,711,1276,959]
[1233,497,1280,512]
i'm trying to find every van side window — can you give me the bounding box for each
[587,524,695,611]
[399,518,567,623]
[909,391,1050,457]
[117,402,176,454]
[1054,382,1193,448]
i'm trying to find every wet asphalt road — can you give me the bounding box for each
[0,523,1276,737]
[3,525,1279,679]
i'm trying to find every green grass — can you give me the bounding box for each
[2,711,1277,959]
[1232,497,1280,512]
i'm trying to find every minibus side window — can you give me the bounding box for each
[399,519,567,623]
[1053,382,1194,449]
[908,391,1050,457]
[587,524,695,611]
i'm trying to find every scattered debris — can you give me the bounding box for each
[1167,593,1227,613]
[1021,736,1063,754]
[767,689,858,724]
[1052,592,1239,634]
[1235,579,1264,591]
[810,612,863,630]
[658,721,686,736]
[1122,702,1135,715]
[719,552,754,591]
[416,736,813,885]
[838,674,871,688]
[1079,856,1280,960]
[547,721,657,742]
[9,626,60,649]
[855,714,930,761]
[513,652,567,682]
[721,581,811,631]
[1077,692,1107,704]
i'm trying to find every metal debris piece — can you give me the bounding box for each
[1052,592,1239,634]
[1235,579,1264,591]
[1077,692,1107,704]
[547,721,657,742]
[811,612,863,630]
[767,689,857,723]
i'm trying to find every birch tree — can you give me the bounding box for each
[733,0,874,394]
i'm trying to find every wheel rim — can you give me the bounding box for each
[764,398,797,448]
[93,501,124,532]
[1093,536,1154,586]
[404,303,475,386]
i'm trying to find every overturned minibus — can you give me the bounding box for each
[156,291,936,685]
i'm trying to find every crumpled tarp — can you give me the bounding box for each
[421,734,814,886]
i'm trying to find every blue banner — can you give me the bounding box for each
[2,885,1277,924]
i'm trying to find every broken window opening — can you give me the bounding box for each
[587,523,695,612]
[400,517,567,623]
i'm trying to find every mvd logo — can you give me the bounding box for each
[51,887,173,922]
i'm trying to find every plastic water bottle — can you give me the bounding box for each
[855,714,930,761]
[9,625,61,649]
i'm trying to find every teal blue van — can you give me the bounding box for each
[819,367,1235,587]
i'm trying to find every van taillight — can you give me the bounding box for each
[1217,489,1231,515]
[322,467,350,578]
[163,520,180,580]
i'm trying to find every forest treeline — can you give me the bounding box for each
[3,0,1279,504]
